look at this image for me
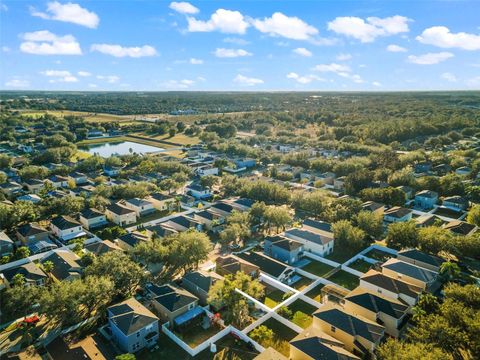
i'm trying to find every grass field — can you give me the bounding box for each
[305,283,324,302]
[280,299,319,329]
[76,135,178,149]
[326,270,360,290]
[325,249,358,264]
[19,110,136,123]
[348,259,374,273]
[291,276,312,291]
[301,260,335,277]
[264,288,287,308]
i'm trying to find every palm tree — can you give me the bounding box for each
[439,261,460,282]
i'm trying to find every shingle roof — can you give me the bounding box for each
[147,284,198,312]
[182,270,223,293]
[303,219,333,233]
[285,228,332,246]
[382,258,438,283]
[107,203,135,215]
[51,215,81,230]
[360,269,422,299]
[2,261,47,283]
[443,220,477,235]
[17,222,49,237]
[290,331,359,360]
[236,252,289,278]
[126,198,152,207]
[41,250,81,281]
[398,249,444,268]
[108,297,158,336]
[415,190,438,198]
[384,206,412,218]
[80,208,105,220]
[345,288,409,319]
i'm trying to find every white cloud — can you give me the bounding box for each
[190,58,203,64]
[223,37,250,45]
[30,1,99,29]
[88,83,98,88]
[328,15,410,43]
[5,79,30,88]
[20,30,82,55]
[407,52,454,65]
[169,2,199,15]
[163,79,197,89]
[233,74,264,86]
[96,75,120,83]
[416,26,480,51]
[40,69,78,82]
[387,44,407,52]
[372,81,382,87]
[314,63,351,74]
[251,12,318,40]
[214,48,252,58]
[77,71,91,77]
[441,72,457,82]
[287,72,325,84]
[336,53,352,61]
[91,44,157,58]
[293,47,312,57]
[187,9,249,34]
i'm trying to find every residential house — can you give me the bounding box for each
[415,214,443,227]
[216,255,260,278]
[443,220,478,236]
[23,179,45,194]
[264,235,304,265]
[50,215,85,242]
[455,166,472,176]
[414,190,438,210]
[196,165,219,177]
[343,287,410,337]
[106,203,137,226]
[121,198,155,217]
[0,181,23,196]
[182,270,223,305]
[432,163,451,176]
[146,283,199,325]
[84,239,122,256]
[236,251,295,283]
[79,208,108,230]
[0,231,14,257]
[17,194,42,203]
[147,193,176,211]
[209,202,235,218]
[234,158,256,168]
[284,225,334,257]
[333,176,346,191]
[145,224,177,239]
[414,162,432,174]
[312,304,384,358]
[289,328,359,360]
[361,201,385,214]
[1,261,47,287]
[193,210,224,230]
[116,232,149,251]
[186,183,212,199]
[318,172,336,186]
[442,196,469,211]
[381,258,439,291]
[46,175,69,189]
[16,222,50,246]
[108,297,159,353]
[104,166,121,177]
[162,215,202,232]
[383,207,412,223]
[69,171,88,185]
[29,240,58,254]
[40,250,83,282]
[397,249,444,272]
[360,269,422,307]
[396,185,414,200]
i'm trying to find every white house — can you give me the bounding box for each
[186,183,211,199]
[79,208,108,230]
[106,203,137,226]
[122,198,155,217]
[383,207,412,223]
[196,165,219,177]
[284,228,334,257]
[50,215,86,242]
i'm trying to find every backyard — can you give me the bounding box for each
[290,276,313,291]
[301,260,335,277]
[173,322,222,348]
[249,318,298,357]
[278,299,319,329]
[305,283,324,303]
[364,248,396,262]
[263,285,289,309]
[326,270,360,290]
[325,248,359,264]
[347,258,375,273]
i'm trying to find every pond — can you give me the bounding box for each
[80,141,164,157]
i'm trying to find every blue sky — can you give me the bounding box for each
[1,0,480,91]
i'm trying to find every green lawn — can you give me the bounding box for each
[173,324,221,348]
[280,299,319,329]
[133,210,172,226]
[325,249,358,264]
[365,248,395,262]
[326,270,360,290]
[212,335,260,360]
[305,284,324,303]
[291,276,313,291]
[249,318,298,356]
[348,259,374,273]
[301,260,335,277]
[264,289,287,308]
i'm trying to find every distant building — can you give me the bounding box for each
[383,207,412,223]
[106,203,137,226]
[414,190,438,210]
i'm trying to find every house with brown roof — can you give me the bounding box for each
[383,206,412,223]
[216,255,260,278]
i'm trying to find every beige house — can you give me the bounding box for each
[381,258,438,291]
[147,193,177,211]
[106,203,137,226]
[16,222,50,246]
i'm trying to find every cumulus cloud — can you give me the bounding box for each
[5,79,30,88]
[441,72,457,82]
[416,26,480,50]
[328,15,410,42]
[407,52,454,65]
[387,44,407,52]
[41,69,78,82]
[286,72,325,84]
[251,12,318,40]
[96,75,120,83]
[293,47,312,57]
[233,74,264,86]
[372,81,382,87]
[214,48,252,58]
[336,53,352,61]
[313,63,363,83]
[30,1,99,29]
[223,37,250,45]
[169,2,199,15]
[77,71,91,77]
[20,30,82,55]
[187,9,249,34]
[91,44,157,57]
[189,58,203,64]
[163,79,197,89]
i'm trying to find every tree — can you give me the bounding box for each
[208,272,264,328]
[291,191,329,218]
[14,246,30,260]
[324,198,363,223]
[354,211,384,240]
[332,220,366,252]
[466,204,480,227]
[263,205,292,234]
[249,325,274,347]
[200,175,219,190]
[377,338,452,360]
[359,187,406,207]
[3,284,42,319]
[12,273,26,287]
[164,231,212,274]
[19,165,49,180]
[439,261,460,282]
[116,354,136,360]
[417,226,452,254]
[85,251,145,298]
[385,221,418,249]
[0,153,12,169]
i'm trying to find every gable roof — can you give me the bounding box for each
[398,249,444,268]
[303,219,333,233]
[236,251,289,278]
[216,255,259,276]
[415,190,438,198]
[107,203,136,215]
[285,228,333,246]
[443,220,477,236]
[80,208,105,219]
[382,258,438,283]
[360,269,422,299]
[84,240,121,256]
[182,270,223,293]
[41,250,82,281]
[50,215,81,230]
[17,222,49,237]
[147,283,198,312]
[125,198,153,207]
[345,288,409,319]
[384,206,412,218]
[2,261,47,283]
[108,297,158,336]
[269,237,303,252]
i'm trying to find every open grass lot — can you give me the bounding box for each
[364,248,395,262]
[290,276,313,291]
[301,260,335,277]
[304,283,324,303]
[137,333,193,360]
[151,133,201,146]
[326,270,360,290]
[249,318,298,356]
[280,299,319,329]
[19,110,137,123]
[77,135,178,149]
[325,249,358,264]
[348,259,374,273]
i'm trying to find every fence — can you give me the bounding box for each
[304,251,341,267]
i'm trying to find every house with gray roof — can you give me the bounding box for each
[264,235,304,265]
[122,198,155,217]
[381,258,439,291]
[397,249,444,272]
[182,270,223,305]
[284,228,333,257]
[1,261,47,287]
[108,297,159,353]
[237,251,295,283]
[414,190,438,210]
